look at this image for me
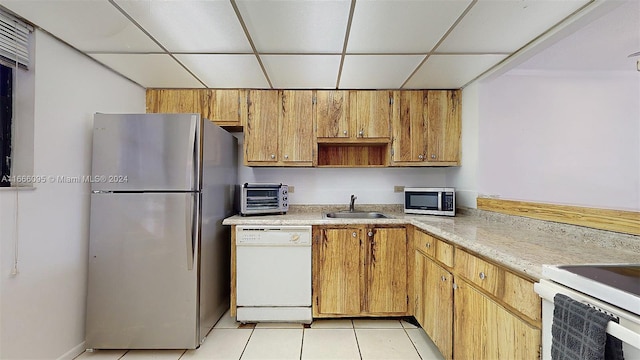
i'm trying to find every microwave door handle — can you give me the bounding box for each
[438,192,442,211]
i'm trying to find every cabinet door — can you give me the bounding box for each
[454,279,541,360]
[202,90,242,125]
[280,90,314,164]
[351,91,391,139]
[420,255,453,360]
[392,91,426,163]
[316,90,349,139]
[245,90,279,163]
[366,227,407,314]
[315,228,362,315]
[426,90,460,162]
[146,89,200,114]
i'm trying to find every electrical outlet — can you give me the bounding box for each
[394,186,404,193]
[288,186,295,193]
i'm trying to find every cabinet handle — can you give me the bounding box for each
[343,130,348,135]
[352,232,357,238]
[425,242,431,248]
[368,231,373,237]
[418,154,424,160]
[359,130,364,137]
[284,154,289,159]
[431,154,436,159]
[441,275,446,282]
[270,154,276,159]
[479,272,486,280]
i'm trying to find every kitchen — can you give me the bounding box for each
[0,0,638,359]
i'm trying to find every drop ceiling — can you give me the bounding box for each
[0,0,593,89]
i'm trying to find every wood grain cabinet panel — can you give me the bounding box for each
[245,90,280,164]
[280,90,314,164]
[454,279,541,360]
[316,90,349,139]
[415,251,453,360]
[314,228,363,316]
[313,226,408,317]
[350,91,392,140]
[391,90,460,166]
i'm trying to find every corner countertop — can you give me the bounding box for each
[223,206,640,280]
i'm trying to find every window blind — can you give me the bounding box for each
[0,9,32,68]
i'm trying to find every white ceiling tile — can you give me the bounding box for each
[347,0,472,53]
[261,55,341,89]
[404,54,509,89]
[0,0,161,52]
[340,55,425,89]
[176,54,269,88]
[114,0,251,53]
[90,54,204,88]
[437,0,590,53]
[235,0,351,53]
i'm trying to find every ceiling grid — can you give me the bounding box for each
[0,0,594,89]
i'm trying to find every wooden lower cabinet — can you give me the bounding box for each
[313,226,408,317]
[415,251,453,360]
[454,278,541,359]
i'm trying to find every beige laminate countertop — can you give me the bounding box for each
[222,208,639,280]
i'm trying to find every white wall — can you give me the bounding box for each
[234,134,451,205]
[0,30,145,360]
[477,70,639,211]
[447,82,479,208]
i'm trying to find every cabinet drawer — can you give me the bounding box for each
[414,229,453,267]
[454,249,501,295]
[502,271,541,323]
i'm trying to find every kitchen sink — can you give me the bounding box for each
[323,211,389,219]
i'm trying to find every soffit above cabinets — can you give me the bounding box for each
[0,0,593,89]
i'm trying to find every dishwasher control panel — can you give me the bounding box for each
[236,225,312,246]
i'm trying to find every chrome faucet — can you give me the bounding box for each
[349,194,357,212]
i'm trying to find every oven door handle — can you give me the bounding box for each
[535,281,640,349]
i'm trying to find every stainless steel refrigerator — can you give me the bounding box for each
[85,113,237,349]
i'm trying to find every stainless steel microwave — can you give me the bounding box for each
[404,187,455,216]
[238,183,289,216]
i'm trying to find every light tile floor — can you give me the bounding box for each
[76,311,444,360]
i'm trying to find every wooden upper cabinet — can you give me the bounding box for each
[146,89,243,128]
[245,90,279,164]
[392,90,461,166]
[316,90,350,139]
[426,90,461,163]
[350,91,392,140]
[280,90,314,164]
[392,90,427,163]
[201,89,244,126]
[245,90,314,166]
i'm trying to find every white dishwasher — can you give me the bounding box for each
[235,225,312,323]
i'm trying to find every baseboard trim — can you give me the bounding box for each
[57,341,85,360]
[476,197,640,236]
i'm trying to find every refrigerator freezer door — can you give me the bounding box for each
[86,192,200,349]
[91,113,199,191]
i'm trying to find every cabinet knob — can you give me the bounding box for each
[352,232,357,238]
[425,242,431,248]
[479,272,486,280]
[368,231,373,237]
[418,154,424,160]
[270,154,276,159]
[284,154,289,159]
[431,154,436,159]
[343,130,348,135]
[441,275,446,282]
[359,130,364,136]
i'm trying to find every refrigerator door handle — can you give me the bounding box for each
[188,116,199,191]
[185,194,198,271]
